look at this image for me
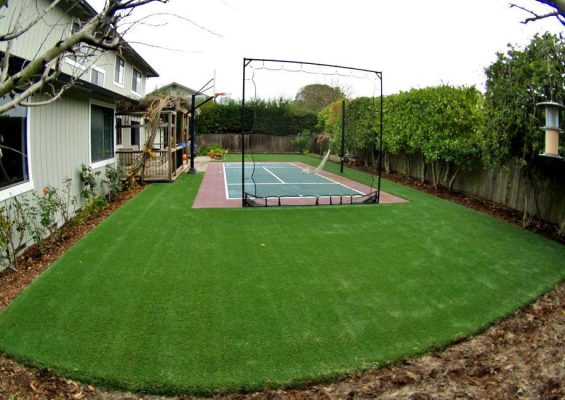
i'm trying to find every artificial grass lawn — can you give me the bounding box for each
[0,154,563,395]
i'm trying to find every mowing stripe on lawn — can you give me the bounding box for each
[0,155,563,395]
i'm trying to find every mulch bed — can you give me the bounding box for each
[0,175,563,399]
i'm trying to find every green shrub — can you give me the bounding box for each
[103,164,124,201]
[293,129,312,154]
[196,99,319,135]
[34,186,61,236]
[198,144,225,156]
[0,197,36,271]
[79,164,100,202]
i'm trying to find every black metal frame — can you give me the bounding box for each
[188,77,216,174]
[244,191,379,207]
[241,57,383,207]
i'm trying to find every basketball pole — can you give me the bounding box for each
[241,58,249,207]
[340,99,345,174]
[188,77,215,174]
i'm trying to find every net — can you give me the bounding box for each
[241,58,383,207]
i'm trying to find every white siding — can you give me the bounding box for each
[29,93,113,206]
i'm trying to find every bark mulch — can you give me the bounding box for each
[0,176,563,400]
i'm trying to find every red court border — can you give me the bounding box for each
[192,161,408,208]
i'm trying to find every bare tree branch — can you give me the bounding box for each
[0,0,169,114]
[0,0,64,42]
[141,12,223,37]
[0,0,222,115]
[125,40,205,53]
[510,0,565,25]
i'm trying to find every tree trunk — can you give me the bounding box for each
[442,161,450,188]
[522,195,534,228]
[447,167,461,192]
[520,166,542,228]
[420,153,426,183]
[431,162,438,188]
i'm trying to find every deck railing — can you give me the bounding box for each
[116,147,186,182]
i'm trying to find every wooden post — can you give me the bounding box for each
[168,112,173,182]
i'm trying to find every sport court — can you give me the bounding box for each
[193,161,407,207]
[225,162,364,198]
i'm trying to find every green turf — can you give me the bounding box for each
[0,154,563,395]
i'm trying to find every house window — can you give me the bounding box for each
[116,117,122,145]
[90,67,104,86]
[131,121,140,146]
[114,56,124,85]
[91,104,114,163]
[0,97,29,190]
[132,69,142,95]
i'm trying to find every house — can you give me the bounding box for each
[0,1,157,211]
[0,0,157,196]
[149,82,199,98]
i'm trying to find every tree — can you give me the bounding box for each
[511,0,565,25]
[482,32,565,166]
[483,32,565,229]
[294,84,345,113]
[0,0,168,115]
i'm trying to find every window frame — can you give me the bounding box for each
[113,55,125,87]
[131,68,143,96]
[0,105,34,202]
[89,100,116,169]
[90,65,105,87]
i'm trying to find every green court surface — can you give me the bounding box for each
[0,154,563,395]
[224,162,364,199]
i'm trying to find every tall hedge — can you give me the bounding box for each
[319,85,483,188]
[196,99,319,136]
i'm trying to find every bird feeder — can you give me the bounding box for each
[537,101,564,159]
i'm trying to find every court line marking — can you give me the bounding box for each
[224,165,296,169]
[288,162,365,195]
[222,163,230,199]
[313,172,365,195]
[226,182,346,186]
[223,162,368,199]
[263,167,285,183]
[228,194,365,200]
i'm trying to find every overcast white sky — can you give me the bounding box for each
[92,0,563,99]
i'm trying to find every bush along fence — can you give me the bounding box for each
[195,133,300,154]
[0,164,126,272]
[196,99,320,136]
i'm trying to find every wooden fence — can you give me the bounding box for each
[386,152,565,226]
[195,133,299,153]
